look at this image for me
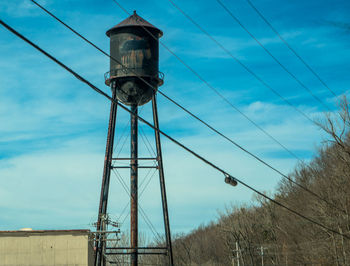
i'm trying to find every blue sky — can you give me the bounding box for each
[1,0,350,240]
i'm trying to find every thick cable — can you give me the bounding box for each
[245,0,340,100]
[29,0,322,200]
[215,0,331,111]
[2,19,348,240]
[111,0,315,154]
[102,1,344,213]
[0,17,235,191]
[165,0,316,124]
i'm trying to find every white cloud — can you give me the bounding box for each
[0,0,51,18]
[1,0,348,237]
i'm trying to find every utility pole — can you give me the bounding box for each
[260,246,264,266]
[236,241,240,266]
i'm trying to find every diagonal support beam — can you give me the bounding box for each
[95,84,118,266]
[152,95,174,265]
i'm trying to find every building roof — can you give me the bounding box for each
[106,11,163,37]
[0,229,91,235]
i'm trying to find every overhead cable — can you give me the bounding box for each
[1,19,348,240]
[29,0,346,214]
[166,0,317,124]
[108,0,309,159]
[215,0,331,111]
[245,0,339,100]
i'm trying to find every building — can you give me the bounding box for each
[0,229,94,266]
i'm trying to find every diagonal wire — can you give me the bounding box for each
[109,0,317,160]
[215,0,331,111]
[3,18,349,239]
[117,165,157,225]
[113,105,146,156]
[166,0,316,123]
[112,168,162,241]
[139,166,158,192]
[245,0,340,100]
[113,90,148,155]
[116,127,129,159]
[13,3,348,213]
[28,0,338,209]
[27,1,320,196]
[110,0,345,213]
[139,124,157,158]
[113,118,130,154]
[112,169,160,239]
[117,167,157,223]
[139,168,158,196]
[139,206,164,242]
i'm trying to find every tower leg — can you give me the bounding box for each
[130,104,138,266]
[95,84,118,266]
[152,95,174,266]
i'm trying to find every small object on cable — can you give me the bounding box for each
[224,173,237,186]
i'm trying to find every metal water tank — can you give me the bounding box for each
[105,11,163,106]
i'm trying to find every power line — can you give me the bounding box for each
[109,0,311,156]
[2,19,348,240]
[165,0,317,124]
[30,0,300,178]
[245,0,339,100]
[28,0,346,214]
[105,1,345,213]
[215,0,331,111]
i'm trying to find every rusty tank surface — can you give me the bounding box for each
[105,11,163,106]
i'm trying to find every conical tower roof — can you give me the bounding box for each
[106,11,163,37]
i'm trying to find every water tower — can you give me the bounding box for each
[94,11,173,266]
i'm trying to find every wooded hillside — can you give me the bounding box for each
[145,98,350,265]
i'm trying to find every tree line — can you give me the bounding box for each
[113,97,350,265]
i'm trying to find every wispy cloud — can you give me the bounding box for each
[0,0,52,18]
[1,0,349,235]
